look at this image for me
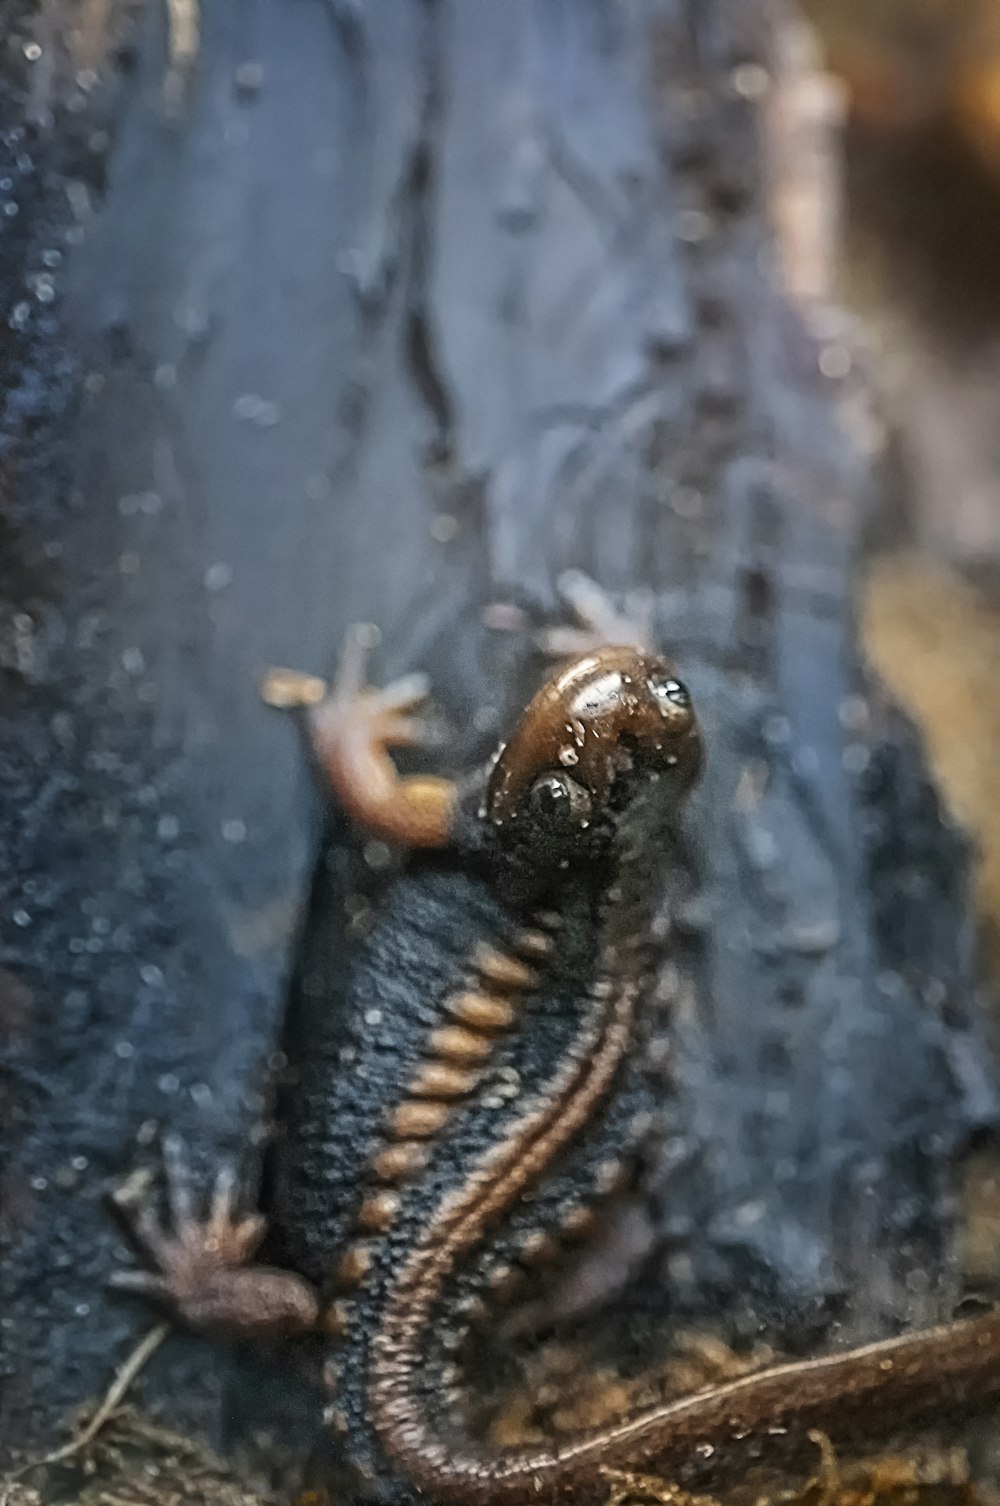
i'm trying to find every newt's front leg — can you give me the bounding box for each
[535,569,656,660]
[262,624,456,849]
[111,1137,320,1338]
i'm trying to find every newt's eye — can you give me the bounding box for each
[527,773,593,829]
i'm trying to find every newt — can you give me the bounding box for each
[111,579,1000,1504]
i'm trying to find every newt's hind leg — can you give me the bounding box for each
[110,1137,320,1338]
[262,625,456,849]
[536,570,656,659]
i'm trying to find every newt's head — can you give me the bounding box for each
[485,646,703,844]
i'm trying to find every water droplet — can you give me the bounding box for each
[233,392,280,427]
[204,561,233,591]
[731,62,769,99]
[363,840,391,871]
[677,208,713,243]
[650,677,689,708]
[234,60,265,98]
[473,704,499,734]
[430,512,458,543]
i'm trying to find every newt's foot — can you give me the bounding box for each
[262,623,438,751]
[110,1136,319,1337]
[321,622,437,749]
[537,570,656,659]
[263,626,455,849]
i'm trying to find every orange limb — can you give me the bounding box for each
[262,627,456,850]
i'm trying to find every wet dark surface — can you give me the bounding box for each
[0,0,997,1488]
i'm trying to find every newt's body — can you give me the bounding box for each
[114,593,1000,1504]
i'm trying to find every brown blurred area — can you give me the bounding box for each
[802,1,1000,973]
[801,0,1000,151]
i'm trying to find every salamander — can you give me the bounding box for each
[111,586,1000,1504]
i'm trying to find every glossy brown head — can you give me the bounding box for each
[486,646,703,832]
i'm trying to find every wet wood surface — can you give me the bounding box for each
[1,0,996,1482]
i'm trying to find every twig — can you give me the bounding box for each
[0,1322,169,1501]
[163,0,200,117]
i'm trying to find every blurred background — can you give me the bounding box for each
[803,0,1000,974]
[802,0,1000,1297]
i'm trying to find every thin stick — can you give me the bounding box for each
[0,1322,169,1500]
[163,0,200,116]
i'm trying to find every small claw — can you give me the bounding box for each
[232,1214,266,1259]
[108,1268,168,1298]
[203,1168,266,1260]
[109,1181,172,1267]
[534,624,604,659]
[260,666,328,709]
[161,1135,195,1231]
[334,622,381,700]
[556,569,609,619]
[377,713,442,750]
[367,670,431,716]
[207,1163,238,1236]
[110,1164,155,1210]
[135,1206,171,1259]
